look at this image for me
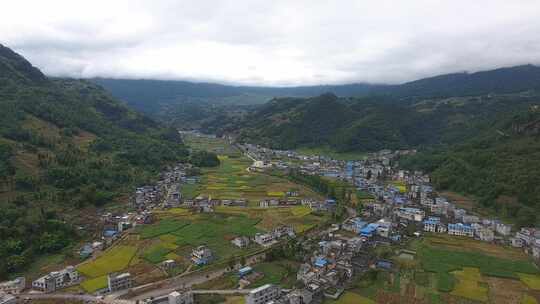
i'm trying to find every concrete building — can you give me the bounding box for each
[246,284,281,304]
[32,266,78,293]
[108,272,133,292]
[191,246,212,265]
[395,207,425,222]
[231,236,250,248]
[448,223,474,237]
[168,290,194,304]
[0,277,25,294]
[496,223,512,236]
[254,233,274,245]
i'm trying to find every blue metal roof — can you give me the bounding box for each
[315,258,328,267]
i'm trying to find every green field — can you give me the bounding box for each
[77,245,137,278]
[384,234,540,303]
[137,218,190,239]
[184,135,323,204]
[252,260,298,288]
[326,292,375,304]
[80,275,108,292]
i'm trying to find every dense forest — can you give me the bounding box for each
[227,91,540,152]
[0,44,188,277]
[400,108,540,226]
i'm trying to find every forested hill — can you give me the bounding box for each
[228,91,540,152]
[93,64,540,111]
[0,44,188,277]
[224,92,540,226]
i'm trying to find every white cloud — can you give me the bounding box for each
[2,0,540,85]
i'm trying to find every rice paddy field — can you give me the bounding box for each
[183,135,323,203]
[354,233,540,303]
[76,205,328,292]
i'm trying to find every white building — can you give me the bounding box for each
[395,207,425,222]
[0,277,25,294]
[448,223,474,237]
[496,223,512,236]
[191,246,213,265]
[32,266,79,293]
[168,290,194,304]
[231,236,250,248]
[254,233,274,246]
[245,284,281,304]
[108,272,133,292]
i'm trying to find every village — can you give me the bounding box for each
[1,133,540,304]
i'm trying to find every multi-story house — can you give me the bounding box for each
[448,223,474,238]
[108,272,133,292]
[191,246,213,265]
[32,266,79,293]
[245,284,281,304]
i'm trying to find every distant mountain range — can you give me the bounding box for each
[93,64,540,109]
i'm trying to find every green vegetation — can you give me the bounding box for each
[184,136,323,204]
[0,45,188,278]
[80,275,108,293]
[450,267,489,302]
[77,245,137,278]
[189,150,220,167]
[137,219,190,239]
[252,260,298,288]
[326,292,375,304]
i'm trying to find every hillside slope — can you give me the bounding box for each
[0,44,188,277]
[93,65,540,128]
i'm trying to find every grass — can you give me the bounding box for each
[77,245,137,278]
[519,273,540,290]
[326,292,375,304]
[137,219,190,239]
[252,260,298,288]
[80,275,108,293]
[168,213,263,261]
[181,183,200,200]
[143,241,179,264]
[522,295,538,304]
[450,267,488,302]
[418,242,539,279]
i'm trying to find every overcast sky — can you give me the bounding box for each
[2,0,540,86]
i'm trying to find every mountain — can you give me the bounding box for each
[226,91,539,151]
[0,44,188,277]
[222,91,540,226]
[92,65,540,129]
[399,107,540,227]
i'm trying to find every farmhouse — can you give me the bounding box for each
[108,272,133,292]
[395,207,425,222]
[32,266,79,293]
[448,223,474,237]
[231,236,250,248]
[254,233,274,246]
[191,246,213,265]
[245,284,281,304]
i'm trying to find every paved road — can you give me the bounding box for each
[128,253,265,301]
